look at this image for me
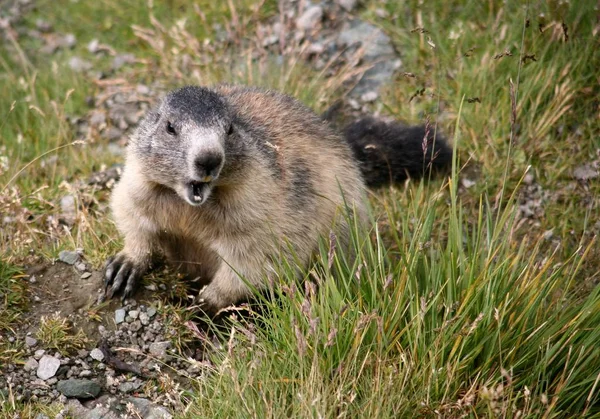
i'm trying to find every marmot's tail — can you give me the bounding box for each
[342,117,452,188]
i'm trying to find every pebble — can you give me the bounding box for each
[146,307,157,318]
[129,310,140,319]
[59,250,80,265]
[360,91,379,103]
[90,348,105,362]
[296,6,323,31]
[128,397,173,419]
[24,357,39,371]
[34,349,46,360]
[139,312,150,326]
[337,0,357,11]
[80,272,92,279]
[37,355,61,380]
[75,262,87,272]
[115,309,126,325]
[56,379,101,399]
[25,336,38,347]
[68,56,92,72]
[149,341,171,359]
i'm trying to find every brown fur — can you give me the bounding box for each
[106,85,367,314]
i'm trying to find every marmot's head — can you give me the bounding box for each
[131,86,237,206]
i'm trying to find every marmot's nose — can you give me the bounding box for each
[194,153,223,180]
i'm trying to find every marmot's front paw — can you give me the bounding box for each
[104,252,147,301]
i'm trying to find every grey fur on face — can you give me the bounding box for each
[132,86,236,206]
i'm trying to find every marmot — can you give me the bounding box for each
[104,85,450,314]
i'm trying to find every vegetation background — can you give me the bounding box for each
[1,0,599,417]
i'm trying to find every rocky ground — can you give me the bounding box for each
[3,0,598,418]
[0,1,415,418]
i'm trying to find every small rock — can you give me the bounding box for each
[112,53,136,70]
[149,341,171,359]
[129,320,142,332]
[129,310,140,319]
[80,272,92,280]
[35,19,53,32]
[115,309,126,325]
[78,369,92,378]
[37,355,61,380]
[59,250,80,265]
[90,348,105,362]
[89,111,106,127]
[127,397,173,419]
[68,56,92,72]
[296,6,323,31]
[56,379,101,399]
[461,178,476,189]
[139,312,150,326]
[337,0,357,12]
[34,349,46,360]
[75,262,87,272]
[543,229,554,240]
[306,42,325,55]
[61,33,77,48]
[136,84,150,95]
[25,336,38,347]
[24,357,39,371]
[87,39,100,53]
[146,307,157,318]
[118,381,141,394]
[102,126,123,141]
[573,164,598,181]
[360,91,379,102]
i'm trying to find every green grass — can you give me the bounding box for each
[1,0,599,417]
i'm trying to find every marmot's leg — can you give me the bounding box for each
[104,233,153,300]
[197,262,257,315]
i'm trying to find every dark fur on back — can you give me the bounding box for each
[343,117,452,187]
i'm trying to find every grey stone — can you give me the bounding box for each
[59,250,80,265]
[101,127,123,141]
[136,84,150,95]
[90,348,105,361]
[75,262,87,272]
[37,355,61,380]
[139,312,150,326]
[360,91,379,102]
[146,307,157,318]
[127,397,173,419]
[296,6,323,31]
[61,33,77,48]
[149,341,171,359]
[87,39,100,53]
[337,0,357,12]
[68,56,92,72]
[24,357,39,371]
[25,336,38,347]
[112,53,136,70]
[118,381,141,394]
[56,379,101,398]
[128,310,140,319]
[573,164,599,181]
[337,20,400,95]
[81,272,92,279]
[89,111,106,127]
[115,309,126,325]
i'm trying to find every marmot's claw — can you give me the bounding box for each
[104,253,144,300]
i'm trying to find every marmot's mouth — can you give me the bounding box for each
[187,181,210,205]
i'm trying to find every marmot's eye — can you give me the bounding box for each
[166,121,177,136]
[227,124,234,136]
